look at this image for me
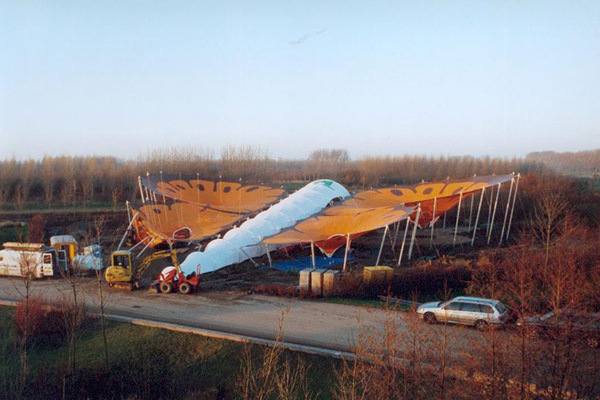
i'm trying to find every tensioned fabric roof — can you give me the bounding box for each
[180,180,351,274]
[133,203,244,246]
[142,174,286,213]
[263,204,414,256]
[135,175,515,275]
[133,175,288,245]
[344,174,514,227]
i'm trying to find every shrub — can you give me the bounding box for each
[388,263,472,300]
[14,298,63,338]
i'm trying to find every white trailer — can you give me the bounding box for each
[0,242,63,279]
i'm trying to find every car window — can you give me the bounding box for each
[444,302,462,311]
[495,302,507,314]
[478,304,493,314]
[461,303,480,312]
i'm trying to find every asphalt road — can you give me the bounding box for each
[0,276,493,355]
[2,276,599,397]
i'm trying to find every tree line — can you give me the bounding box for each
[526,149,600,177]
[0,146,544,210]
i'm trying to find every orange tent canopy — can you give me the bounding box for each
[344,174,514,227]
[134,175,287,246]
[145,175,286,213]
[264,204,413,256]
[133,203,244,245]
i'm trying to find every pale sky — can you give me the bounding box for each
[1,1,599,160]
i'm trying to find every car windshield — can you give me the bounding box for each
[495,302,507,314]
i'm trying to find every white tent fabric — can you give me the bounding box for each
[180,180,350,275]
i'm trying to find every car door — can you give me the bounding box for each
[479,304,495,324]
[459,302,482,325]
[440,301,463,324]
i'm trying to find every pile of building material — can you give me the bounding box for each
[299,268,341,297]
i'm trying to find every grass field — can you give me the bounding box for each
[0,306,338,400]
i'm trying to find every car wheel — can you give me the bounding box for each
[179,282,192,295]
[424,312,437,324]
[159,281,173,294]
[475,320,488,332]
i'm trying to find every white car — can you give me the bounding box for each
[416,296,510,331]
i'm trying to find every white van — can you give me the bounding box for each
[0,242,65,279]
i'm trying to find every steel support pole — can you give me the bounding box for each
[238,178,242,218]
[375,225,389,266]
[487,183,502,244]
[468,194,474,232]
[240,248,258,267]
[117,212,139,251]
[138,176,145,204]
[408,206,422,260]
[265,244,272,268]
[343,233,350,272]
[471,188,485,246]
[392,221,401,249]
[397,217,411,267]
[126,200,131,223]
[136,238,154,259]
[486,185,494,237]
[453,193,463,247]
[128,235,149,252]
[506,173,520,240]
[498,175,515,245]
[311,241,316,268]
[430,197,437,248]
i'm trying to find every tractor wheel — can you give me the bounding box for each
[179,282,192,295]
[159,281,173,294]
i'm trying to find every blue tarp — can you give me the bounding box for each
[265,253,355,272]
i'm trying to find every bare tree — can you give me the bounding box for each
[529,192,571,271]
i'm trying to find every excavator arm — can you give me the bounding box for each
[133,249,179,283]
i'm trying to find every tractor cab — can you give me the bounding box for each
[105,250,134,287]
[111,250,132,270]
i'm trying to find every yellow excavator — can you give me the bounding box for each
[104,249,180,291]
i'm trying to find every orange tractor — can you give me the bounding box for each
[152,263,201,294]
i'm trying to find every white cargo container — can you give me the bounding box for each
[0,242,63,279]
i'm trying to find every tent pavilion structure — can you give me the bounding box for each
[118,173,520,276]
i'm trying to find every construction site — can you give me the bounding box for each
[0,173,521,297]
